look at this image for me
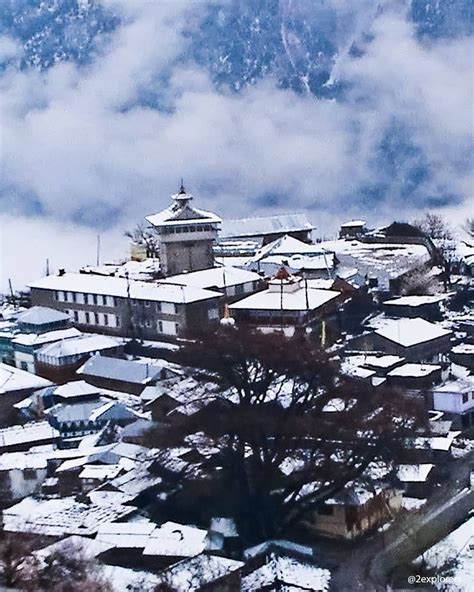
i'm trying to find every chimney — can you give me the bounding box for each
[58,269,65,276]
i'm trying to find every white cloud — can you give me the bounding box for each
[0,2,472,290]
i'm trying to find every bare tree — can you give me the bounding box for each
[413,213,456,289]
[125,223,159,259]
[147,329,425,544]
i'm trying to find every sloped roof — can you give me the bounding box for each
[143,521,209,557]
[0,363,52,394]
[37,334,121,358]
[374,318,452,348]
[229,283,340,312]
[165,265,262,289]
[221,213,314,239]
[30,273,221,304]
[17,306,70,326]
[77,355,163,385]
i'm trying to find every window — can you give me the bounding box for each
[102,295,107,306]
[115,316,121,327]
[85,312,90,324]
[145,319,152,328]
[92,294,98,305]
[104,314,108,326]
[162,302,176,315]
[73,311,79,322]
[158,320,163,333]
[71,292,77,303]
[462,392,469,404]
[156,302,162,312]
[208,308,219,320]
[20,361,28,371]
[94,313,100,325]
[54,290,59,301]
[144,300,151,307]
[84,294,89,305]
[24,468,37,480]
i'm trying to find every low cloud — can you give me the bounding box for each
[0,1,472,289]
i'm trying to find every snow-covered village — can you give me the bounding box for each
[1,1,474,591]
[0,183,472,591]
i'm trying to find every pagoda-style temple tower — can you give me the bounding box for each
[146,183,222,277]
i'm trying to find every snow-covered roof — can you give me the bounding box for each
[229,284,340,312]
[242,554,330,592]
[383,295,445,307]
[0,363,52,394]
[35,535,114,561]
[104,463,162,497]
[451,343,474,355]
[142,521,209,557]
[52,380,100,399]
[244,539,314,559]
[411,430,461,451]
[16,306,70,326]
[12,327,82,347]
[165,265,261,289]
[387,363,441,378]
[250,234,327,263]
[340,220,366,227]
[433,378,472,394]
[317,239,430,289]
[397,464,435,482]
[36,334,121,358]
[374,317,452,347]
[146,192,221,227]
[221,213,314,239]
[79,464,123,481]
[2,495,134,536]
[158,554,244,592]
[29,273,221,304]
[77,355,164,385]
[96,521,157,548]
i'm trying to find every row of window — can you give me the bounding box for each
[55,291,116,307]
[160,224,216,234]
[67,310,120,328]
[131,300,177,315]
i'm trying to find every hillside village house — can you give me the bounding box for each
[29,272,222,340]
[35,334,124,383]
[229,267,342,338]
[349,317,454,362]
[432,378,474,429]
[0,363,52,427]
[381,295,445,320]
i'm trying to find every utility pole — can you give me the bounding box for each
[96,235,101,266]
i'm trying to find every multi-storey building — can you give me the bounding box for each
[29,272,222,340]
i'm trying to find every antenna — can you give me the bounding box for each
[45,258,50,276]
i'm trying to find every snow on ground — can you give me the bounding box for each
[416,516,474,591]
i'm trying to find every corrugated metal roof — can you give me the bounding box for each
[77,355,164,384]
[220,213,315,239]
